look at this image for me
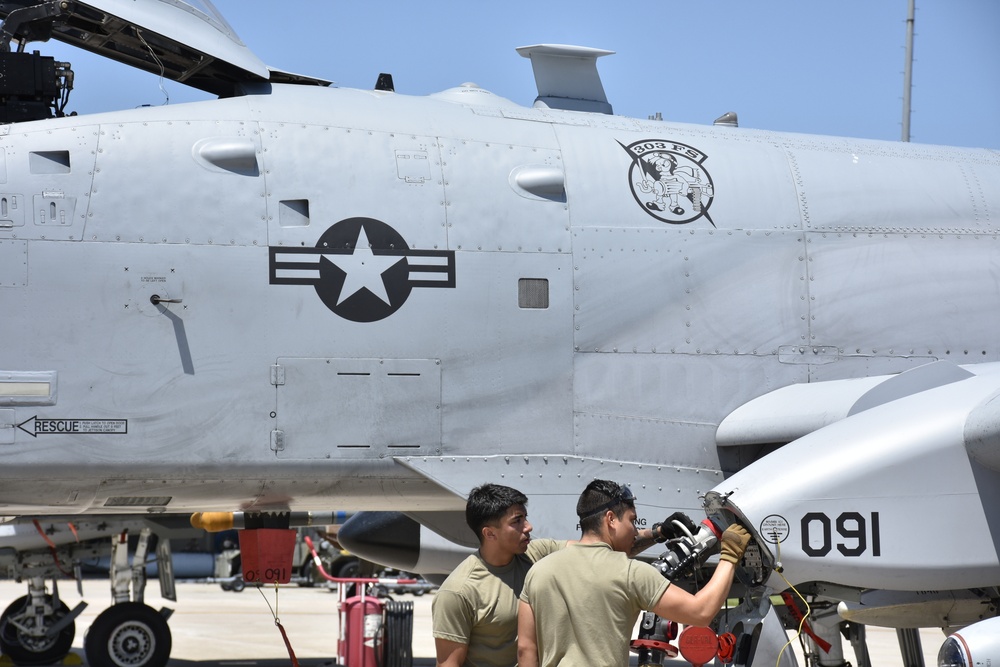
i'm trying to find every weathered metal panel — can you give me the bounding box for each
[0,239,26,287]
[0,125,98,241]
[573,228,808,355]
[260,124,448,252]
[89,119,265,246]
[276,357,441,459]
[791,140,1000,233]
[436,250,575,458]
[441,138,570,254]
[808,233,1000,358]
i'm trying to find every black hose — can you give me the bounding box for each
[382,600,413,667]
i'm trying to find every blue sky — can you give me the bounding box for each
[35,1,1000,149]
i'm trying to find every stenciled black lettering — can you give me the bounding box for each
[673,144,696,160]
[836,511,866,557]
[635,141,667,155]
[801,512,832,557]
[871,511,881,557]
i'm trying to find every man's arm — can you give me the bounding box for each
[651,560,736,627]
[651,524,751,626]
[629,527,660,557]
[431,587,473,667]
[517,601,540,667]
[630,512,699,557]
[435,638,468,667]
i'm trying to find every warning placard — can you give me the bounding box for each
[17,416,128,438]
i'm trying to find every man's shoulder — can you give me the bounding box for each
[524,537,566,563]
[524,542,574,576]
[628,555,671,585]
[530,541,622,572]
[437,553,486,593]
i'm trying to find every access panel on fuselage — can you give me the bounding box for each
[0,123,100,242]
[89,119,266,246]
[438,138,569,254]
[260,124,447,252]
[273,357,441,459]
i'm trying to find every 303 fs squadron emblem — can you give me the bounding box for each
[618,139,716,226]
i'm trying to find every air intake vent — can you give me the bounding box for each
[519,278,549,309]
[105,496,172,507]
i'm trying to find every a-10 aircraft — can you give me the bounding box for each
[0,0,998,666]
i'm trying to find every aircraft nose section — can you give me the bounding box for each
[702,491,776,589]
[708,370,1000,592]
[338,511,420,571]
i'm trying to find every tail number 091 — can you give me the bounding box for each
[801,511,881,557]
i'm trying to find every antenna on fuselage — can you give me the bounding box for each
[375,72,394,92]
[901,0,915,142]
[516,44,614,115]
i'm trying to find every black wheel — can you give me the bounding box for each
[0,594,75,666]
[229,577,245,593]
[297,562,316,588]
[335,560,360,579]
[336,560,361,596]
[84,603,171,667]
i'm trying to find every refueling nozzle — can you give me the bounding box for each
[650,518,721,580]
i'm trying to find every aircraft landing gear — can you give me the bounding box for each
[0,594,75,665]
[0,520,177,667]
[0,578,85,666]
[84,603,171,667]
[82,528,174,667]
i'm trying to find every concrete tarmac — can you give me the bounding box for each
[0,580,947,666]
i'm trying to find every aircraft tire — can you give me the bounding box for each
[229,577,245,593]
[297,562,317,588]
[336,559,359,579]
[0,595,75,666]
[84,603,171,667]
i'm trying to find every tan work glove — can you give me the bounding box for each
[719,524,751,564]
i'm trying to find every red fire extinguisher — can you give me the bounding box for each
[339,594,384,667]
[303,537,416,667]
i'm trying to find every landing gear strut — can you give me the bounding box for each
[0,579,82,665]
[83,528,174,667]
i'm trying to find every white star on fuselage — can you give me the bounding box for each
[326,226,404,306]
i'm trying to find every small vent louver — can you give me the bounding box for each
[104,496,172,507]
[518,278,549,309]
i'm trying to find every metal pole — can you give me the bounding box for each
[901,0,915,141]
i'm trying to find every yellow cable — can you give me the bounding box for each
[774,568,810,667]
[772,538,811,667]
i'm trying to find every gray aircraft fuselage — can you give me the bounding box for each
[2,78,999,590]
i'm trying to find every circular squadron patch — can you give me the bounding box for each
[618,139,715,226]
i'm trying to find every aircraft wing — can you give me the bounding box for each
[0,0,329,95]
